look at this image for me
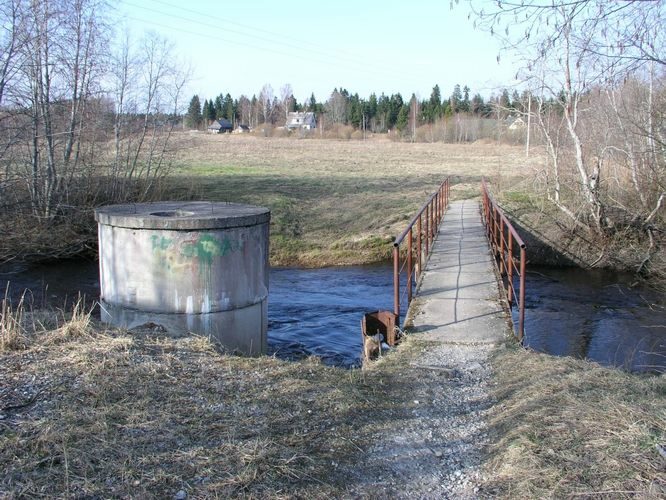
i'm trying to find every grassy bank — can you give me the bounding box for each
[494,184,666,290]
[2,306,664,497]
[0,313,374,497]
[486,342,666,498]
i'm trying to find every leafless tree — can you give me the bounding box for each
[326,89,347,124]
[471,0,665,235]
[280,83,293,124]
[259,84,274,124]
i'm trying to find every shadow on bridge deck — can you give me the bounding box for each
[409,199,511,344]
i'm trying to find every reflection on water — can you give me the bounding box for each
[518,266,666,373]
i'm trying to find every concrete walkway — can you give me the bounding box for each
[410,199,509,343]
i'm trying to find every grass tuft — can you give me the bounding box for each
[0,284,28,351]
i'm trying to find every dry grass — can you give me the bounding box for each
[1,286,28,351]
[485,342,666,499]
[2,306,665,497]
[167,134,533,266]
[0,307,483,498]
[0,314,393,498]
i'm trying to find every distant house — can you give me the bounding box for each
[207,118,233,133]
[233,124,251,134]
[508,116,526,130]
[286,112,316,130]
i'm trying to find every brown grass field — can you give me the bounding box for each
[166,134,533,266]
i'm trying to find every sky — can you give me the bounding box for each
[114,0,520,104]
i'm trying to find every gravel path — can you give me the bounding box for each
[341,341,497,499]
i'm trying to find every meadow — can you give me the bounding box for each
[167,133,531,266]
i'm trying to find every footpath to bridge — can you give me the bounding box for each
[345,199,511,498]
[409,198,509,343]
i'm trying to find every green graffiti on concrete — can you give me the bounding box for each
[181,234,241,267]
[150,235,173,251]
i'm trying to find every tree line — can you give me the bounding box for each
[185,84,531,133]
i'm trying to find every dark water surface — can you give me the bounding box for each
[1,260,664,371]
[519,266,666,373]
[0,260,395,367]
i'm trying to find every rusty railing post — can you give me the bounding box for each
[430,198,435,239]
[425,204,430,257]
[393,245,400,321]
[417,214,422,279]
[407,228,413,305]
[499,217,505,275]
[519,246,526,341]
[507,232,514,306]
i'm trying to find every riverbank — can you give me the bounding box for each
[0,136,530,267]
[496,188,666,291]
[1,310,663,497]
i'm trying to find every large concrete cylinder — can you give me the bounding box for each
[95,201,270,355]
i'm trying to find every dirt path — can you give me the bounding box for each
[339,339,497,498]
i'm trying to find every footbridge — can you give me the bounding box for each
[391,179,526,345]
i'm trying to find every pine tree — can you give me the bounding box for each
[202,99,210,125]
[207,99,217,123]
[186,95,203,129]
[223,93,234,123]
[461,86,471,113]
[396,104,409,131]
[214,95,224,119]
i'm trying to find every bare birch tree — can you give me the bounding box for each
[471,0,665,233]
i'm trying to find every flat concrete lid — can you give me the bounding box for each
[95,201,270,230]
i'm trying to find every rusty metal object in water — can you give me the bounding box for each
[361,310,397,361]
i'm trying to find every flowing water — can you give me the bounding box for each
[1,260,664,372]
[518,266,666,373]
[0,260,395,367]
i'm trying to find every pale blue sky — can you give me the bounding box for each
[114,0,518,103]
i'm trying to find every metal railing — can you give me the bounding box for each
[481,179,527,340]
[392,178,451,325]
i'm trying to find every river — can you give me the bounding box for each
[1,260,664,372]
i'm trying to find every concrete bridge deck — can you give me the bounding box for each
[409,199,510,343]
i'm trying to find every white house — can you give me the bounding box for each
[508,116,526,130]
[207,118,233,133]
[286,112,316,130]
